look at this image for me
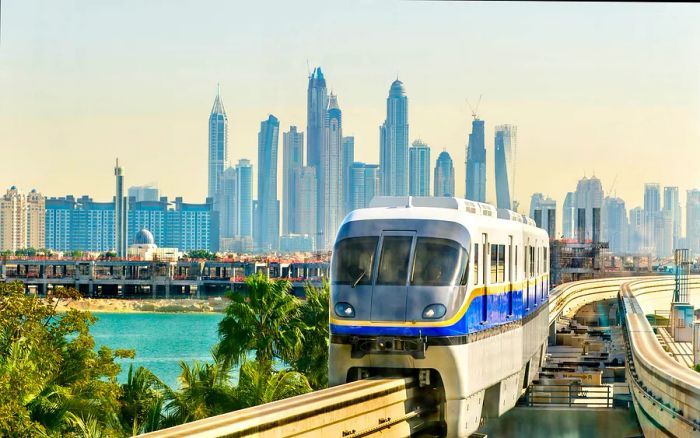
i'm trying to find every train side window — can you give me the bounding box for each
[514,246,518,282]
[490,244,498,284]
[497,244,505,283]
[473,243,479,285]
[544,247,548,273]
[530,246,535,278]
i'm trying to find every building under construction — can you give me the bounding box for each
[548,206,654,285]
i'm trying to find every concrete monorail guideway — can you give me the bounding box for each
[141,276,700,437]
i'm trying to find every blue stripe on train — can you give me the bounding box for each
[330,283,550,337]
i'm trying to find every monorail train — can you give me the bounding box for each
[328,196,550,437]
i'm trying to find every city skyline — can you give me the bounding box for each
[2,2,700,220]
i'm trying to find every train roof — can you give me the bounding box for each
[343,196,546,238]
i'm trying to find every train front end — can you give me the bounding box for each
[328,206,475,434]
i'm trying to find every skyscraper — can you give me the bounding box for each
[26,189,45,250]
[628,207,645,253]
[0,187,44,252]
[465,118,486,203]
[663,186,681,250]
[341,136,355,215]
[319,93,343,250]
[114,159,127,257]
[217,167,238,240]
[208,86,228,199]
[494,125,517,210]
[603,197,628,253]
[562,192,576,239]
[574,176,604,242]
[380,79,409,196]
[434,151,455,197]
[295,166,317,243]
[235,159,253,238]
[409,140,430,196]
[643,183,661,253]
[685,189,700,253]
[255,115,280,252]
[349,163,380,211]
[282,126,304,235]
[306,67,328,172]
[530,193,556,238]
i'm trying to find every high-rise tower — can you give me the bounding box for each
[465,118,486,203]
[494,125,517,209]
[434,151,455,197]
[380,79,409,196]
[114,159,128,257]
[282,126,304,235]
[409,140,430,196]
[307,68,328,172]
[255,115,280,252]
[208,85,228,199]
[319,93,343,250]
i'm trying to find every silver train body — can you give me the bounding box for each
[328,197,550,437]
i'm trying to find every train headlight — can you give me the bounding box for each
[422,304,446,319]
[334,302,355,318]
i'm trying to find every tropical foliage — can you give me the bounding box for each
[0,274,330,436]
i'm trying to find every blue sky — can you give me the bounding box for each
[2,1,699,227]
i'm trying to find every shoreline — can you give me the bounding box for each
[52,298,226,314]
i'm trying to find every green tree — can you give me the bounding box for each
[162,359,238,427]
[234,360,311,408]
[0,282,133,436]
[216,273,304,372]
[291,282,330,389]
[187,250,217,260]
[119,365,166,435]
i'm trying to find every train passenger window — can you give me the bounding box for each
[376,236,413,285]
[544,247,548,273]
[514,246,518,281]
[498,244,506,282]
[411,238,467,286]
[473,244,479,285]
[529,246,535,278]
[331,237,378,285]
[490,244,498,284]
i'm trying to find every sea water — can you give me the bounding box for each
[90,312,224,389]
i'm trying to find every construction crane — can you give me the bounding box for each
[607,174,618,197]
[466,94,483,120]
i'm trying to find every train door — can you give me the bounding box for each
[370,231,416,322]
[524,240,530,311]
[508,235,513,317]
[481,233,488,322]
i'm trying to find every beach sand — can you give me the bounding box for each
[53,297,225,313]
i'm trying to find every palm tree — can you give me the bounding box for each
[216,273,304,372]
[162,360,238,426]
[119,365,166,434]
[234,360,312,408]
[291,282,330,389]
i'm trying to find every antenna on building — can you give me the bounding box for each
[466,95,483,120]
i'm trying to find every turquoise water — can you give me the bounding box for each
[90,312,224,389]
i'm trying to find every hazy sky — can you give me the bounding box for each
[2,1,700,226]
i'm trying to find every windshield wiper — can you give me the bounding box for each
[352,271,366,288]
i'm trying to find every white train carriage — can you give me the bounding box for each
[328,196,550,436]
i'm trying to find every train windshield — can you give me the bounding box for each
[376,236,413,285]
[332,236,378,286]
[411,237,468,286]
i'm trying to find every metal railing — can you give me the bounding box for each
[523,383,613,408]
